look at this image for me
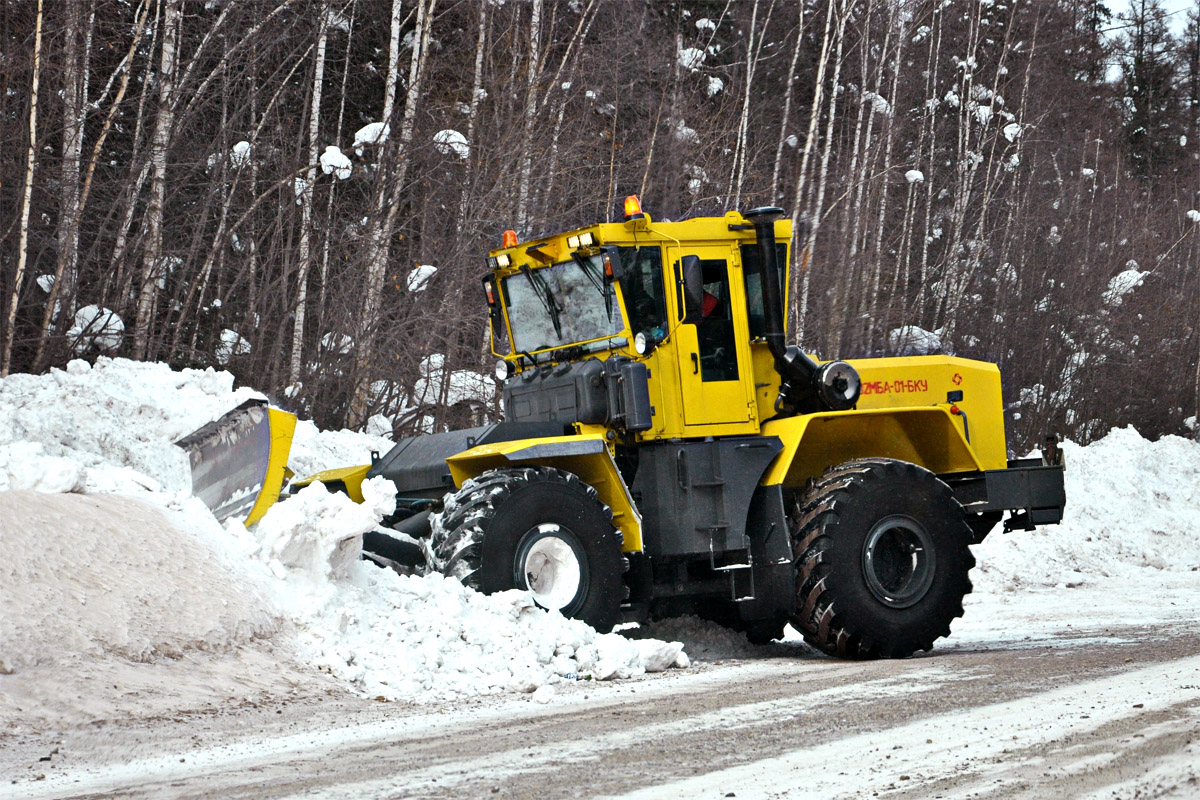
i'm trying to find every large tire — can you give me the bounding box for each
[428,467,626,633]
[790,458,975,659]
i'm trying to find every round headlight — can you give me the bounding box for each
[634,331,649,355]
[495,359,512,381]
[815,360,861,410]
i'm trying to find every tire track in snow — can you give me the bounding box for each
[607,654,1200,800]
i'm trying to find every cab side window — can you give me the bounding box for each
[695,259,738,382]
[740,243,788,339]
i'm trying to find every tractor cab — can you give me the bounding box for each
[482,199,842,443]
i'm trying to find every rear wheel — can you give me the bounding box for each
[428,467,626,632]
[790,458,975,659]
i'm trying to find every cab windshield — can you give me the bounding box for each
[502,255,624,353]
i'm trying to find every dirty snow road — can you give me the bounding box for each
[5,626,1199,800]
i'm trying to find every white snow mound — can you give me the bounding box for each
[0,357,687,709]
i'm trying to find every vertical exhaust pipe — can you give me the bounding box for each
[742,207,860,414]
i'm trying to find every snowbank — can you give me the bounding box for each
[0,491,277,674]
[0,358,263,494]
[954,426,1200,644]
[0,358,686,724]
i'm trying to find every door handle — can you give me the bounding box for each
[691,353,699,374]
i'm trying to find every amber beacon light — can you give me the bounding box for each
[623,195,645,221]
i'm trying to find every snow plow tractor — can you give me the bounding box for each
[295,200,1065,659]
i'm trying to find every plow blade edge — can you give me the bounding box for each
[175,399,296,525]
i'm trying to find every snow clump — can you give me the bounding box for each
[407,264,437,292]
[215,329,251,365]
[67,306,124,354]
[706,76,724,97]
[230,140,251,168]
[677,47,706,71]
[888,325,944,355]
[413,353,493,407]
[905,169,925,184]
[320,145,352,180]
[1188,209,1200,223]
[433,129,469,159]
[353,122,390,155]
[1103,267,1148,306]
[673,120,700,144]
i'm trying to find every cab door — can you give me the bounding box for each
[670,246,753,427]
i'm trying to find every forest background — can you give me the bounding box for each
[1,0,1197,454]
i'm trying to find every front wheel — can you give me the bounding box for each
[790,458,975,659]
[428,467,626,632]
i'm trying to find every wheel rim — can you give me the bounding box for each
[514,524,587,614]
[861,515,936,609]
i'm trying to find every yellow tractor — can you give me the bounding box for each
[300,199,1065,659]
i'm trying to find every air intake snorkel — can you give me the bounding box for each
[742,207,861,415]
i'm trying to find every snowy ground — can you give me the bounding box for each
[2,358,1200,798]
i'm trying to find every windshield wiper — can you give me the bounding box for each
[573,253,614,322]
[520,265,563,342]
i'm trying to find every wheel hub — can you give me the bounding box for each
[861,515,936,609]
[515,524,586,613]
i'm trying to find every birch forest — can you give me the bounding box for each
[2,0,1198,452]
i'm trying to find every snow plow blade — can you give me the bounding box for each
[175,399,296,526]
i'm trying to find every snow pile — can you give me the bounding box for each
[286,418,393,480]
[956,426,1200,644]
[0,491,278,676]
[0,358,263,494]
[0,357,685,714]
[973,427,1200,592]
[249,479,685,700]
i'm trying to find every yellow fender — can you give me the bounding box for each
[446,435,644,553]
[761,406,983,488]
[288,463,372,503]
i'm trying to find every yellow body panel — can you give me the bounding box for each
[245,407,297,526]
[291,463,372,503]
[850,355,1007,470]
[762,406,982,487]
[446,435,643,552]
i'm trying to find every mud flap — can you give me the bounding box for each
[175,399,296,525]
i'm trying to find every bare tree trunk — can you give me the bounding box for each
[320,0,357,333]
[349,0,438,427]
[788,0,836,342]
[133,0,182,360]
[456,0,489,236]
[74,0,152,316]
[728,0,763,209]
[2,0,44,377]
[794,0,848,349]
[290,11,330,386]
[37,0,90,368]
[771,3,806,204]
[514,0,544,236]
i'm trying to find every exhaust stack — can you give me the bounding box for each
[742,206,861,414]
